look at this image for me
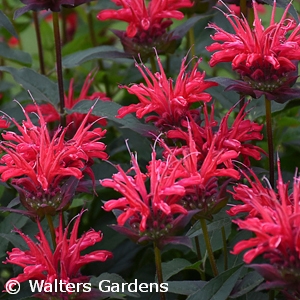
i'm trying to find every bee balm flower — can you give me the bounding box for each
[206,1,300,103]
[4,211,112,299]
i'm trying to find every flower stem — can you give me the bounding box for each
[46,214,57,249]
[194,236,206,280]
[200,218,218,277]
[33,12,45,75]
[269,290,275,300]
[221,226,228,271]
[265,97,274,188]
[87,3,111,97]
[153,242,166,300]
[240,0,247,18]
[52,12,66,126]
[150,56,157,73]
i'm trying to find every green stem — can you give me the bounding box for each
[52,12,66,126]
[200,218,218,277]
[46,214,57,249]
[150,55,157,73]
[61,7,68,45]
[265,97,274,188]
[154,242,166,300]
[33,12,45,75]
[240,0,247,18]
[269,290,275,300]
[194,236,206,280]
[221,226,228,271]
[87,3,110,97]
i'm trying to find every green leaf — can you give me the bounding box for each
[90,273,140,299]
[229,271,264,298]
[0,213,29,258]
[167,281,207,296]
[0,10,18,37]
[262,0,299,22]
[161,258,191,281]
[187,215,232,239]
[187,265,243,300]
[0,66,59,105]
[248,98,288,119]
[62,46,132,68]
[69,100,157,137]
[0,42,31,65]
[172,14,213,39]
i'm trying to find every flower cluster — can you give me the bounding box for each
[117,53,217,130]
[0,102,107,218]
[4,211,112,299]
[228,161,300,298]
[206,1,300,102]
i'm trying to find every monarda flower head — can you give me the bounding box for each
[0,101,107,218]
[117,53,217,131]
[228,160,300,299]
[100,148,197,249]
[167,101,265,168]
[206,1,300,103]
[3,211,113,300]
[165,124,240,220]
[15,0,93,18]
[97,0,194,58]
[25,73,110,137]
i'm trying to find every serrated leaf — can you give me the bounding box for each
[0,42,31,65]
[62,46,132,68]
[230,271,264,298]
[187,265,243,300]
[167,281,207,296]
[69,100,157,137]
[0,10,18,37]
[0,66,59,105]
[161,258,191,282]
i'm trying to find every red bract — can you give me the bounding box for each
[3,211,112,299]
[117,53,217,130]
[100,149,194,248]
[206,1,300,102]
[0,102,107,218]
[228,160,300,297]
[25,73,110,136]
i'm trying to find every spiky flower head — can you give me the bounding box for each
[206,1,300,103]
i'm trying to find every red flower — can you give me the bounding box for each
[100,149,194,248]
[0,101,107,217]
[166,124,240,219]
[25,73,110,136]
[97,0,193,39]
[167,101,265,167]
[228,160,300,297]
[4,211,112,299]
[117,53,217,130]
[206,1,300,102]
[97,0,194,58]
